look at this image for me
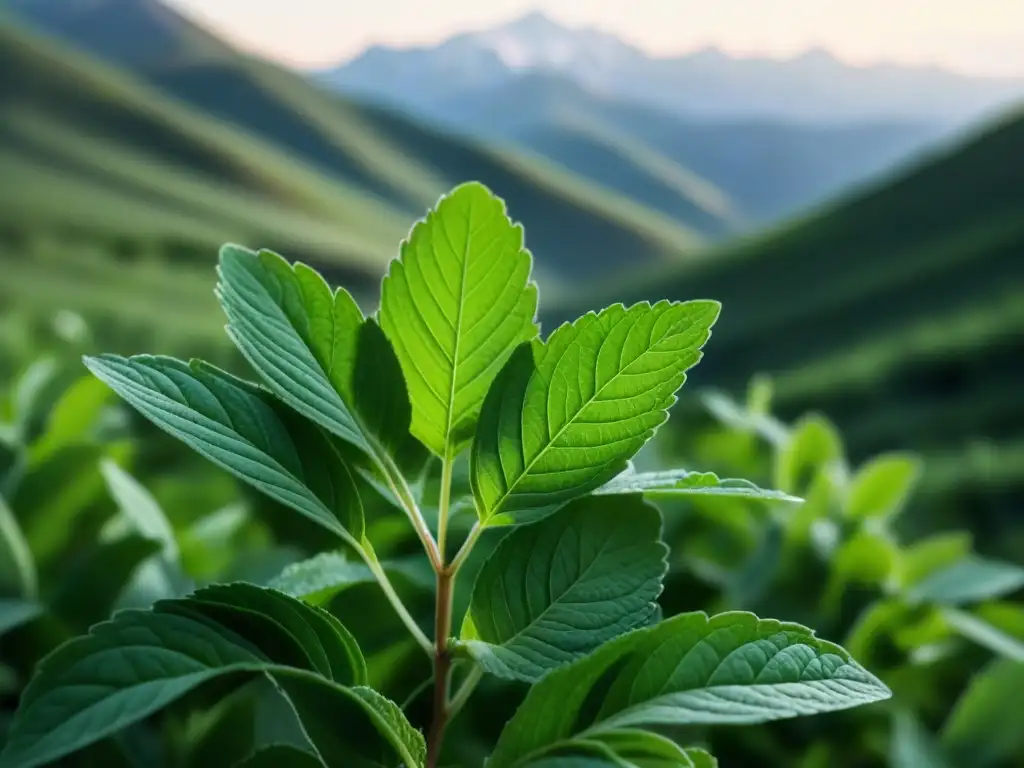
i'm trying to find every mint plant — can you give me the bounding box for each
[0,183,892,768]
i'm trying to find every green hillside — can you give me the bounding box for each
[546,105,1024,529]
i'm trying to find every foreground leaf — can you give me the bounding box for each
[595,468,801,504]
[216,246,422,472]
[488,610,890,767]
[906,556,1024,606]
[460,495,667,681]
[472,300,720,526]
[83,356,365,546]
[0,583,426,768]
[379,182,539,457]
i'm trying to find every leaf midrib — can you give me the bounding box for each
[442,196,475,455]
[486,314,677,520]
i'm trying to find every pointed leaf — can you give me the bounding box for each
[906,556,1024,606]
[846,453,921,521]
[942,607,1024,661]
[0,583,423,768]
[99,459,177,560]
[0,598,43,636]
[898,532,973,589]
[942,658,1024,767]
[84,355,365,546]
[775,414,843,495]
[472,300,720,526]
[595,468,801,504]
[0,493,35,599]
[269,551,433,605]
[379,182,539,457]
[488,611,890,767]
[216,246,422,470]
[460,495,667,682]
[890,709,951,768]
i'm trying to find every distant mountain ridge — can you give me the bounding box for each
[321,11,1024,125]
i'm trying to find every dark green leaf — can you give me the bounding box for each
[0,583,422,768]
[269,551,433,605]
[943,658,1024,767]
[472,300,720,526]
[83,355,365,546]
[0,598,43,636]
[460,495,667,681]
[233,745,322,768]
[488,611,890,767]
[379,182,539,457]
[0,493,35,599]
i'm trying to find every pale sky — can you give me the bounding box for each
[166,0,1024,77]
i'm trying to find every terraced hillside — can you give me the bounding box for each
[546,106,1024,533]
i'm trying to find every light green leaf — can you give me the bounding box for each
[0,493,35,599]
[472,300,720,526]
[683,748,718,768]
[0,583,423,768]
[100,459,177,560]
[460,495,667,681]
[942,658,1024,767]
[890,709,951,768]
[701,389,789,447]
[898,531,973,589]
[28,375,114,464]
[0,598,43,636]
[379,182,539,457]
[906,556,1024,606]
[216,246,422,472]
[269,551,433,606]
[942,607,1024,661]
[595,468,801,504]
[824,530,900,610]
[846,453,921,521]
[774,414,844,495]
[488,611,890,767]
[83,355,365,546]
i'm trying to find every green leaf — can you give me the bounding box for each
[99,459,177,560]
[942,607,1024,661]
[906,556,1024,606]
[49,534,162,630]
[684,748,718,768]
[460,495,667,681]
[0,493,35,599]
[591,731,715,767]
[774,414,844,495]
[233,745,322,768]
[472,300,720,526]
[379,182,539,457]
[269,552,433,606]
[595,468,801,504]
[0,583,423,768]
[898,531,973,589]
[28,374,114,464]
[824,530,900,610]
[83,355,365,546]
[216,246,422,471]
[0,598,43,636]
[488,611,890,767]
[845,453,921,521]
[942,658,1024,767]
[890,709,951,768]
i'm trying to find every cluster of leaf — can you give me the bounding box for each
[656,379,1024,767]
[0,183,891,767]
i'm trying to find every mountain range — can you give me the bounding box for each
[321,11,1024,125]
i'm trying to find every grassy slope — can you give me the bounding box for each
[436,72,936,225]
[546,106,1024,500]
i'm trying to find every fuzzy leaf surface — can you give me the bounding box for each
[472,300,720,526]
[595,468,801,504]
[84,355,364,545]
[379,182,539,457]
[460,495,667,681]
[488,610,890,767]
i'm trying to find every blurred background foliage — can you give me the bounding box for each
[1,1,1023,765]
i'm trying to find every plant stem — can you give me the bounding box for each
[447,665,482,724]
[378,453,442,570]
[447,521,483,576]
[426,568,454,768]
[436,455,454,561]
[362,551,432,655]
